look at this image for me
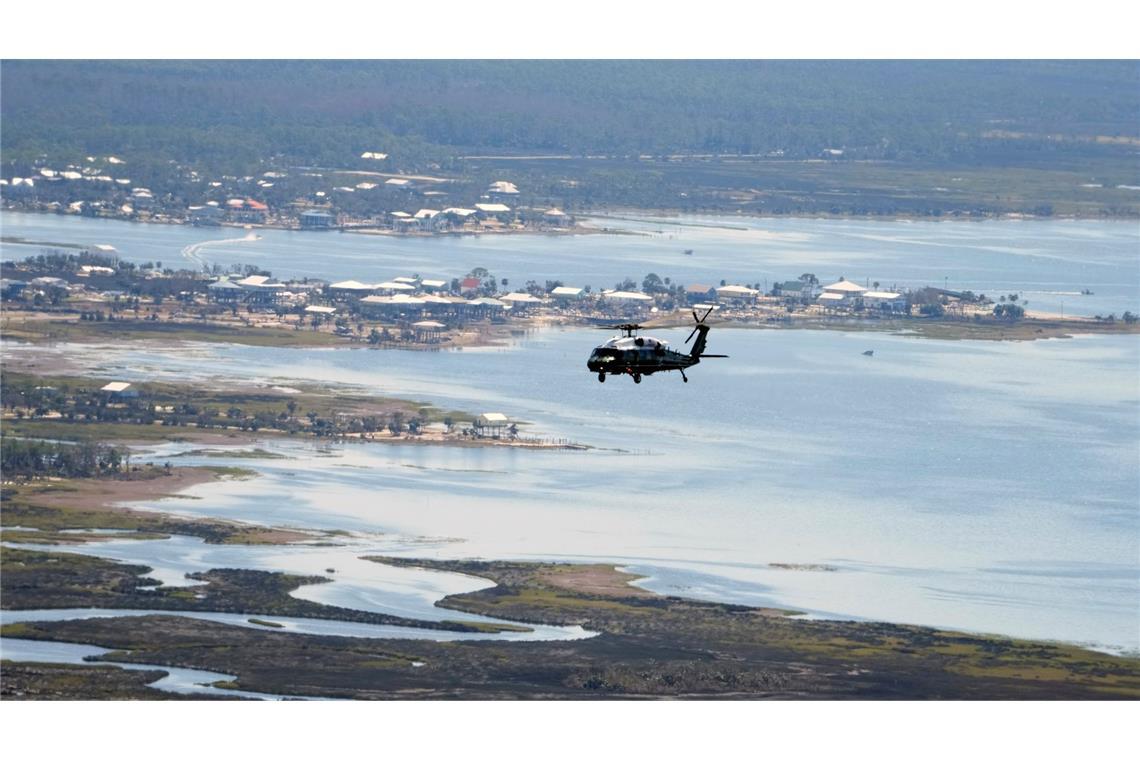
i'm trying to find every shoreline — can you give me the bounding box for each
[4,308,1137,357]
[5,207,1140,242]
[1,467,315,546]
[3,470,1138,699]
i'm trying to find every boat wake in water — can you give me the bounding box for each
[181,231,260,270]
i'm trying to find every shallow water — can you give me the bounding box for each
[3,211,1138,317]
[0,636,313,700]
[6,326,1136,652]
[1,534,594,642]
[3,211,1138,654]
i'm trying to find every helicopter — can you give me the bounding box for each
[587,307,728,384]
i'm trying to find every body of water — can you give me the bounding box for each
[2,211,1138,655]
[3,211,1138,317]
[0,635,317,700]
[5,325,1137,653]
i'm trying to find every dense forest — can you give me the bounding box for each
[3,60,1137,174]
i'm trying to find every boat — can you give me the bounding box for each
[682,249,693,255]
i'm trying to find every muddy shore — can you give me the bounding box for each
[3,472,1139,699]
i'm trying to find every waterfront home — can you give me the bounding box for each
[359,294,425,318]
[375,281,417,295]
[412,320,446,343]
[237,275,286,305]
[438,208,478,230]
[189,205,225,226]
[329,280,378,299]
[817,292,848,311]
[414,209,440,231]
[475,202,512,222]
[207,278,246,303]
[299,210,335,230]
[601,290,654,316]
[715,284,761,304]
[821,279,867,300]
[100,381,138,399]
[498,292,544,312]
[542,207,570,226]
[686,284,716,301]
[551,286,585,300]
[862,291,906,313]
[473,412,513,438]
[775,280,818,302]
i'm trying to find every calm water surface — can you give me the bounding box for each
[3,211,1138,317]
[6,327,1137,652]
[2,212,1138,654]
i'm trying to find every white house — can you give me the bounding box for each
[862,291,906,313]
[100,381,138,399]
[715,285,760,304]
[329,280,377,299]
[550,286,584,300]
[821,279,867,299]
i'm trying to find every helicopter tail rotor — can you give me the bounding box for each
[684,306,715,344]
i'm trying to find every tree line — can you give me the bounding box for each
[4,61,1135,174]
[1,437,131,478]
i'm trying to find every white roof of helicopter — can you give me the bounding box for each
[601,335,668,350]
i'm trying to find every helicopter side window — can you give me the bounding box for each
[590,348,617,363]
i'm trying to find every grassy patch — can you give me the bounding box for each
[5,318,346,348]
[168,448,289,460]
[199,465,258,480]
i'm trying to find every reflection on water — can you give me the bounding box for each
[5,327,1134,651]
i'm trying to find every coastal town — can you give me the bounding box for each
[3,57,1139,723]
[2,156,585,235]
[8,242,1131,353]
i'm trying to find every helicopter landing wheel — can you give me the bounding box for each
[598,373,606,383]
[683,375,689,383]
[633,373,642,384]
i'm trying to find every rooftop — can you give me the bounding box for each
[823,280,868,293]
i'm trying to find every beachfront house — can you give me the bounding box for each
[550,286,584,301]
[474,203,512,223]
[715,285,760,304]
[300,210,335,230]
[207,278,246,303]
[473,412,513,439]
[100,381,139,399]
[542,207,570,227]
[412,320,446,343]
[862,291,906,313]
[601,290,654,317]
[189,205,225,226]
[821,279,867,300]
[329,280,377,300]
[498,292,544,313]
[775,280,817,303]
[686,284,716,302]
